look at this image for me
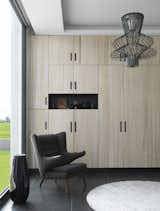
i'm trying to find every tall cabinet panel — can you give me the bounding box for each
[48,110,74,152]
[28,109,48,168]
[74,110,99,167]
[98,65,124,167]
[123,67,151,167]
[29,36,48,109]
[150,66,160,167]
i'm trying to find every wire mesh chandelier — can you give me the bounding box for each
[111,12,155,67]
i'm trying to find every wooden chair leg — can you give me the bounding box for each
[82,176,87,192]
[54,179,58,186]
[64,178,69,193]
[40,177,45,188]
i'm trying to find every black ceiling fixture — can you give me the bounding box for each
[111,12,156,67]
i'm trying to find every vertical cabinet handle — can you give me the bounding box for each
[74,121,77,132]
[120,121,122,132]
[70,121,72,133]
[74,53,77,61]
[45,97,48,105]
[45,121,47,130]
[124,121,127,132]
[74,81,77,90]
[70,81,72,90]
[70,53,72,61]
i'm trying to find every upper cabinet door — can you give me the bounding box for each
[63,36,74,64]
[49,36,80,65]
[80,36,109,65]
[74,65,99,93]
[29,36,48,109]
[49,65,74,93]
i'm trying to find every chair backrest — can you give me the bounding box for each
[31,132,67,176]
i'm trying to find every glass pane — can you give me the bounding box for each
[0,0,22,195]
[0,0,11,194]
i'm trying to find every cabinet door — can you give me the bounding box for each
[74,36,81,64]
[49,65,74,93]
[80,36,109,64]
[99,65,124,167]
[74,110,99,167]
[63,36,74,64]
[49,36,80,65]
[28,109,48,168]
[29,36,48,109]
[48,110,74,152]
[123,67,151,167]
[81,36,98,64]
[49,36,64,64]
[149,67,160,167]
[74,65,98,93]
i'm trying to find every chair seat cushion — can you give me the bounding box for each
[50,163,86,178]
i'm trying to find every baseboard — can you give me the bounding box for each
[86,168,160,174]
[28,167,160,176]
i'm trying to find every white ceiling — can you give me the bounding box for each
[20,0,64,34]
[20,0,160,35]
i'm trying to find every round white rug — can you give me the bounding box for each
[87,181,160,211]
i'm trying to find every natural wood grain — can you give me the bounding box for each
[81,36,109,65]
[99,65,124,167]
[29,36,48,109]
[123,66,151,167]
[49,65,74,93]
[74,110,99,167]
[48,110,74,152]
[28,109,48,168]
[49,36,80,64]
[74,65,99,93]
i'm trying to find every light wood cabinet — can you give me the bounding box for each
[149,66,160,167]
[99,65,160,168]
[81,36,109,64]
[49,36,80,65]
[28,36,48,109]
[123,67,151,167]
[49,65,74,93]
[28,109,48,168]
[74,65,99,93]
[49,65,98,94]
[48,110,74,152]
[48,110,98,167]
[74,110,99,167]
[99,65,124,167]
[28,35,160,169]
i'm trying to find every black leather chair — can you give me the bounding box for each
[31,132,87,193]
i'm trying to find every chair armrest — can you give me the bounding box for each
[42,151,86,172]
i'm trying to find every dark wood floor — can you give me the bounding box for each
[2,170,160,211]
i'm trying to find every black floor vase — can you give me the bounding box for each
[10,154,30,203]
